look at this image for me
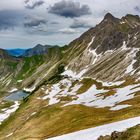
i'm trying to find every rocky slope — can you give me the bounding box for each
[98,124,140,140]
[0,13,140,140]
[65,13,140,82]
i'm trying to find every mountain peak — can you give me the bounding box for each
[35,44,44,48]
[123,14,140,22]
[23,44,54,57]
[125,14,140,19]
[121,14,140,28]
[104,13,116,20]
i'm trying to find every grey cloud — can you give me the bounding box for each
[0,10,24,30]
[24,19,47,27]
[70,19,92,28]
[25,0,44,9]
[134,6,140,13]
[50,21,59,25]
[48,0,91,18]
[24,0,30,4]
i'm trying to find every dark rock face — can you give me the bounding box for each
[94,29,126,54]
[98,131,124,140]
[98,135,111,140]
[98,125,140,140]
[103,13,119,22]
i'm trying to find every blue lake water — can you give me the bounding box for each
[5,91,29,101]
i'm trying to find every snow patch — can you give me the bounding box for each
[62,68,88,79]
[110,105,132,111]
[9,88,18,93]
[88,36,95,48]
[47,116,140,140]
[0,101,20,125]
[5,133,13,138]
[121,41,128,50]
[98,80,125,87]
[39,78,82,106]
[125,59,137,74]
[31,112,37,116]
[89,48,99,65]
[64,85,108,107]
[23,86,36,93]
[88,36,101,65]
[17,80,23,83]
[120,21,126,24]
[42,83,61,105]
[125,47,139,75]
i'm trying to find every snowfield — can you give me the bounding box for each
[47,116,140,140]
[39,77,140,110]
[64,83,140,109]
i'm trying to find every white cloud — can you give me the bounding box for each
[58,28,78,34]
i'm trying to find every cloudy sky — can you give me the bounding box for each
[0,0,140,49]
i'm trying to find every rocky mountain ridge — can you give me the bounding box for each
[63,13,140,82]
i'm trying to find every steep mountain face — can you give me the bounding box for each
[65,13,140,82]
[21,46,63,92]
[0,13,140,140]
[0,49,20,92]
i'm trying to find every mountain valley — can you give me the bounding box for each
[0,13,140,140]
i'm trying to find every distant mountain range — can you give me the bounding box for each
[6,49,27,57]
[22,44,56,57]
[6,44,58,57]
